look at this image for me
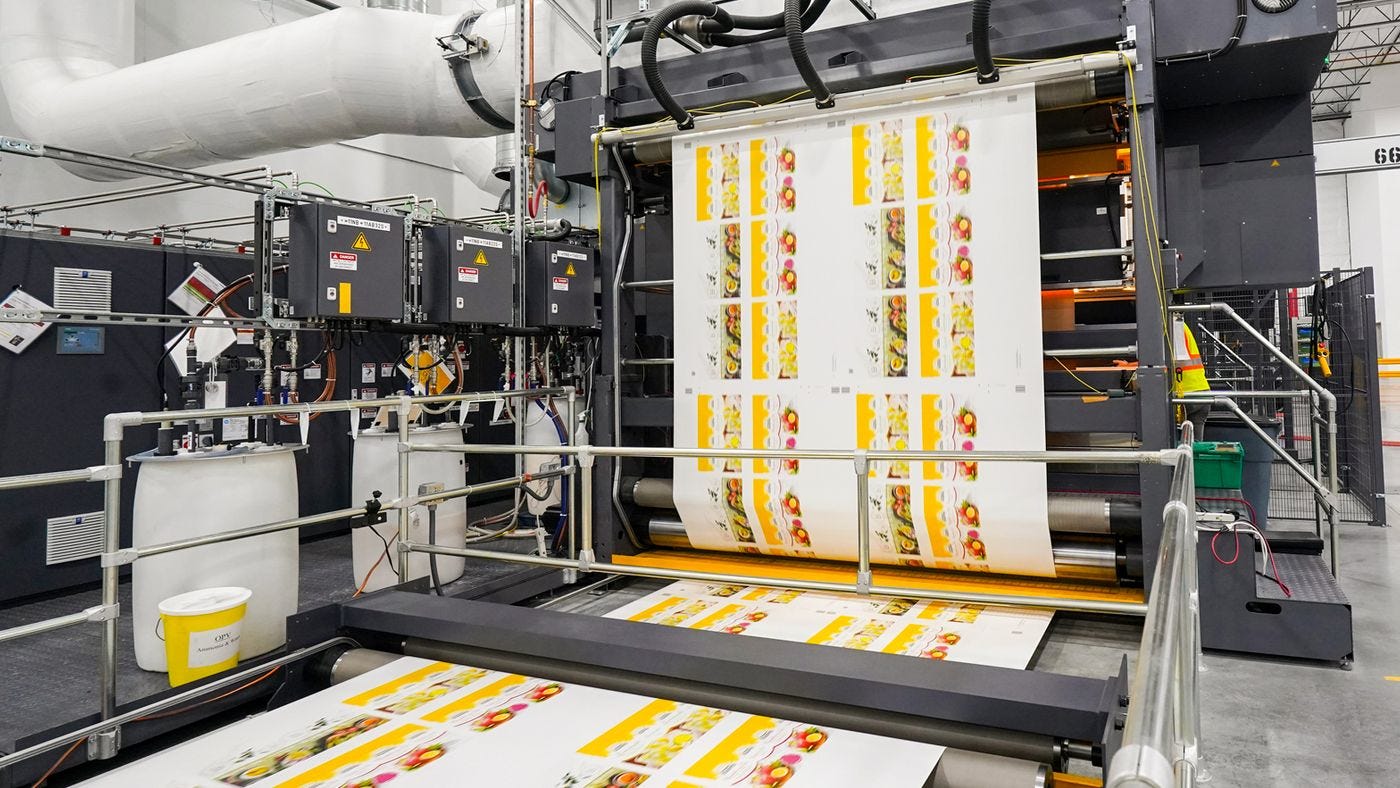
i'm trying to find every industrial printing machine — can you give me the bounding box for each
[0,1,1353,786]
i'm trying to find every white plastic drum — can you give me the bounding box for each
[351,423,468,593]
[522,398,565,516]
[131,445,300,672]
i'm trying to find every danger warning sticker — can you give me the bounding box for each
[351,232,372,252]
[329,251,358,271]
[472,250,489,266]
[564,262,576,276]
[458,267,479,283]
[552,276,569,291]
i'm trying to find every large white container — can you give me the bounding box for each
[522,398,565,516]
[131,445,300,672]
[351,423,468,593]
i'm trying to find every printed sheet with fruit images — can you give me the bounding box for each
[672,84,1055,577]
[79,656,944,787]
[606,581,1053,670]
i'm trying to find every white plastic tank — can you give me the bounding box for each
[522,398,565,516]
[131,444,300,672]
[351,423,468,593]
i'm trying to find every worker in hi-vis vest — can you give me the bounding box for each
[1172,316,1211,441]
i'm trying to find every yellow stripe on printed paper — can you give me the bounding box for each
[750,139,768,217]
[685,716,778,780]
[920,394,943,480]
[697,395,715,472]
[919,294,941,379]
[578,698,680,757]
[750,220,770,298]
[916,116,938,200]
[752,302,770,382]
[272,724,427,786]
[918,203,939,287]
[696,146,713,222]
[851,124,873,206]
[923,485,955,562]
[855,393,877,471]
[882,624,927,655]
[340,662,456,707]
[690,604,743,631]
[627,596,686,623]
[918,601,950,620]
[419,674,527,723]
[806,615,855,645]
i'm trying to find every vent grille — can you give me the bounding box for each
[46,511,105,565]
[52,268,113,311]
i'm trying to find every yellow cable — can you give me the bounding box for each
[1053,357,1107,396]
[1124,62,1173,350]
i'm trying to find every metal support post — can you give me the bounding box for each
[1310,391,1324,539]
[94,425,123,760]
[565,388,580,580]
[854,450,871,594]
[578,446,596,570]
[396,395,413,579]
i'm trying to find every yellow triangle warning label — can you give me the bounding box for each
[351,231,372,252]
[565,263,576,276]
[1270,160,1280,168]
[474,249,489,266]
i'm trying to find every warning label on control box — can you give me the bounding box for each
[329,252,358,271]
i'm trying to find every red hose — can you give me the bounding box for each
[527,179,548,219]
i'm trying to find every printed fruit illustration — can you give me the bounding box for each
[753,754,802,786]
[937,632,962,645]
[779,230,797,255]
[952,214,972,241]
[783,491,802,516]
[471,707,518,731]
[399,743,446,770]
[964,529,987,560]
[958,501,980,527]
[952,156,971,194]
[788,727,828,752]
[950,125,970,151]
[527,683,563,702]
[779,176,797,210]
[956,407,977,437]
[779,147,796,172]
[790,520,811,547]
[922,645,950,660]
[782,406,799,432]
[957,461,979,482]
[954,248,973,285]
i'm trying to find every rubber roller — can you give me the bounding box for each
[327,647,1053,787]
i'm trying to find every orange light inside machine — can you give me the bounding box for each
[1037,144,1131,188]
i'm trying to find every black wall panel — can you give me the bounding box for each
[0,232,513,602]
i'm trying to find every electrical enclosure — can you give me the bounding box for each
[421,224,514,325]
[287,203,406,321]
[525,241,596,328]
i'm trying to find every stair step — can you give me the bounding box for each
[1257,553,1348,605]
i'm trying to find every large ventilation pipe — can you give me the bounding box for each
[0,0,571,180]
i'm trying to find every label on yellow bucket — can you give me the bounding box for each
[160,586,251,686]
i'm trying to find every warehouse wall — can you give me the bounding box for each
[1323,66,1400,356]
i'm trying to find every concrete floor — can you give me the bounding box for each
[3,385,1399,786]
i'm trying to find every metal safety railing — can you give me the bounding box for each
[1107,426,1200,788]
[403,440,1184,616]
[0,387,569,772]
[1171,302,1342,576]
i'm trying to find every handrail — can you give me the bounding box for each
[1171,302,1341,578]
[1107,426,1200,788]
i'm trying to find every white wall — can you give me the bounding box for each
[1321,65,1400,356]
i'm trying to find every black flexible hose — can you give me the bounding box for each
[1156,0,1247,65]
[972,0,998,84]
[711,0,828,47]
[785,0,834,108]
[641,1,734,128]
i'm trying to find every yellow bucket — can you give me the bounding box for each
[158,586,252,687]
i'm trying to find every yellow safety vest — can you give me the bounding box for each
[1172,319,1210,396]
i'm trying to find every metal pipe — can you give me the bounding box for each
[1178,398,1331,504]
[415,467,569,506]
[405,542,1148,615]
[566,389,580,566]
[1310,391,1324,539]
[596,53,1130,146]
[0,609,92,645]
[855,453,871,592]
[132,505,374,559]
[620,358,674,366]
[621,278,674,290]
[0,637,359,772]
[1,166,278,214]
[1040,247,1132,261]
[1044,346,1137,359]
[0,465,109,491]
[115,388,570,425]
[536,575,623,608]
[607,143,642,550]
[1181,390,1311,400]
[409,442,1181,466]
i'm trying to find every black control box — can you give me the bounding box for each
[421,224,513,325]
[525,241,595,328]
[287,203,406,321]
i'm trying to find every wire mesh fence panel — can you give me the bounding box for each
[1315,268,1387,525]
